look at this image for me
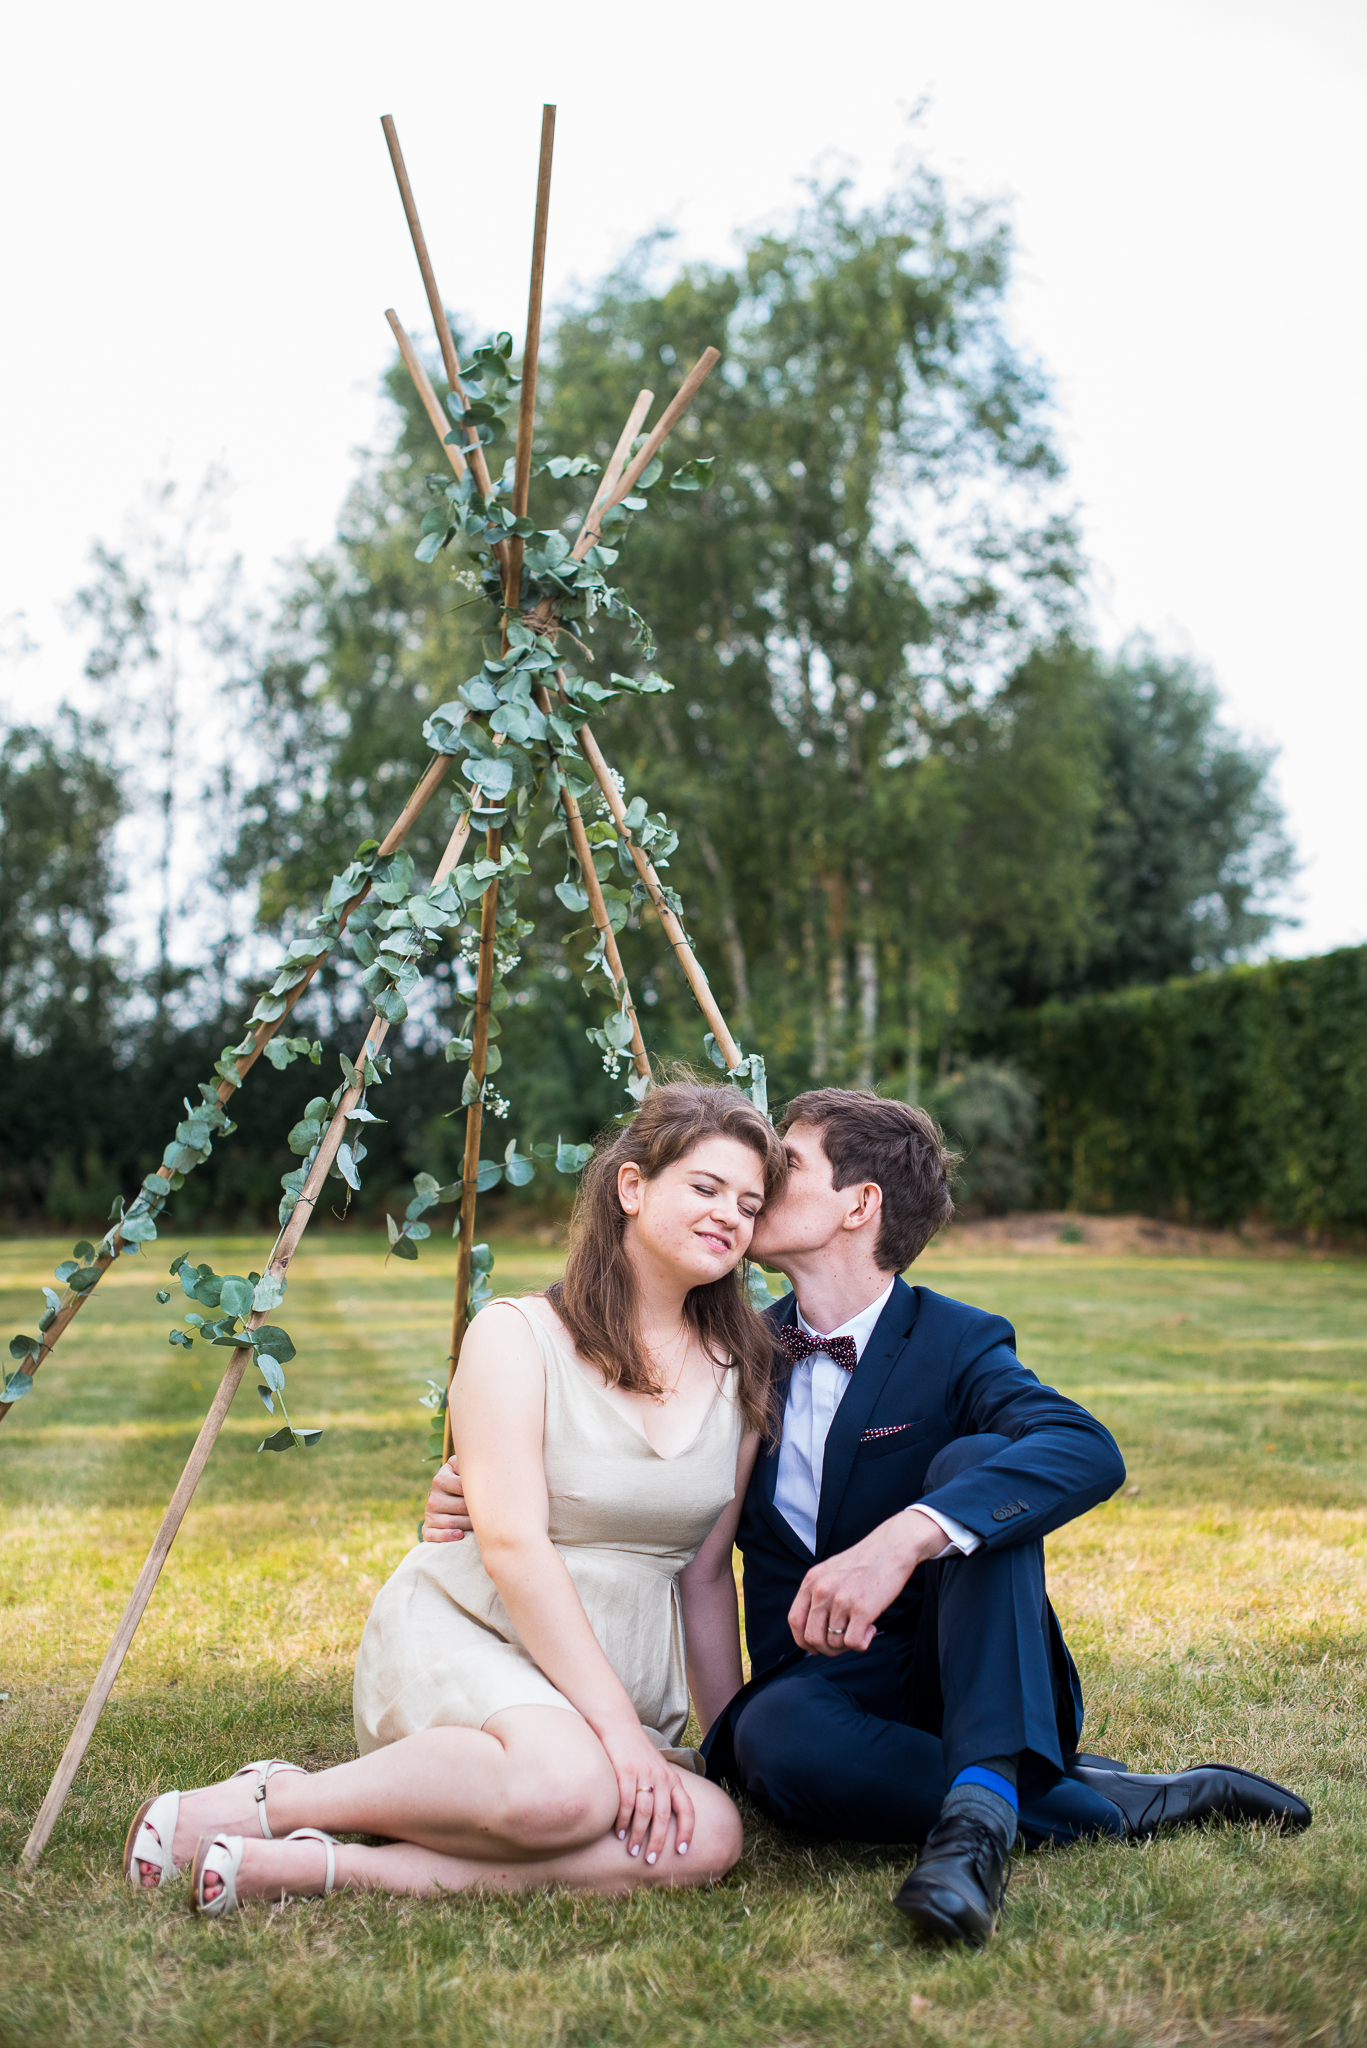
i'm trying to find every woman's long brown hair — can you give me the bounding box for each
[545,1080,788,1439]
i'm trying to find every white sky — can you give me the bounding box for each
[3,0,1363,955]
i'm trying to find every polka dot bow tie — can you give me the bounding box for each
[775,1324,858,1373]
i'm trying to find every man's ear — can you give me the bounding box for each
[840,1181,883,1234]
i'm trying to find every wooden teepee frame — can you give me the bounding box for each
[19,104,753,1865]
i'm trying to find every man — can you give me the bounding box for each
[426,1087,1309,1944]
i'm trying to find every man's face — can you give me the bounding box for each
[748,1121,852,1266]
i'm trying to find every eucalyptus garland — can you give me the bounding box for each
[5,326,769,1465]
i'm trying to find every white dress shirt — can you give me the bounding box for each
[772,1281,981,1559]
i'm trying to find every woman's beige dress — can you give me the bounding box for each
[353,1299,743,1762]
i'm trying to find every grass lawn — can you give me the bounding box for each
[2,1228,1365,2046]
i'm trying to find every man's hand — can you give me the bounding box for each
[423,1458,474,1543]
[788,1509,947,1654]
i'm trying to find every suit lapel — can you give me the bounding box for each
[758,1292,812,1563]
[814,1276,919,1557]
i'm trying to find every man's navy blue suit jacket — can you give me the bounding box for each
[721,1276,1125,1713]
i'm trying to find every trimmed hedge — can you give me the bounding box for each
[1006,946,1367,1233]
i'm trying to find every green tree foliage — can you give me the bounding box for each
[230,167,1122,1121]
[71,470,253,1025]
[0,155,1301,1229]
[1084,640,1296,989]
[0,714,127,1051]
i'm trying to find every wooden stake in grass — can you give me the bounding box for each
[0,752,461,1425]
[20,809,473,1865]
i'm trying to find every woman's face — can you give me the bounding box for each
[618,1135,767,1292]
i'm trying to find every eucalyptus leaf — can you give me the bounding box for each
[252,1271,286,1313]
[252,1324,296,1365]
[217,1276,253,1321]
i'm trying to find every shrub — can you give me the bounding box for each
[1006,946,1367,1233]
[926,1059,1039,1214]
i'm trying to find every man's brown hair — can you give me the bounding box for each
[778,1088,958,1272]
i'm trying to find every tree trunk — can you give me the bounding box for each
[823,874,847,1078]
[650,703,752,1033]
[693,824,752,1033]
[854,865,877,1088]
[803,915,826,1078]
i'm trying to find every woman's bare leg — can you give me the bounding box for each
[263,1710,619,1857]
[139,1708,615,1885]
[204,1780,743,1904]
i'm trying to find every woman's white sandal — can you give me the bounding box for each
[190,1827,339,1918]
[123,1756,304,1888]
[234,1756,307,1839]
[191,1833,246,1918]
[124,1790,181,1888]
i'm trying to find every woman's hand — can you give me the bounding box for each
[598,1719,695,1865]
[423,1458,473,1542]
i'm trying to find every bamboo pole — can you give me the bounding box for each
[580,387,654,538]
[575,350,721,555]
[505,105,555,605]
[443,825,502,1460]
[386,310,467,479]
[388,350,737,1087]
[535,679,649,1082]
[441,109,560,1458]
[0,753,461,1425]
[576,720,742,1069]
[380,115,504,522]
[20,812,473,1863]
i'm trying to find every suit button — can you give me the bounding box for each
[991,1500,1027,1521]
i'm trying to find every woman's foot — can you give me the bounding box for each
[194,1829,338,1914]
[127,1759,305,1888]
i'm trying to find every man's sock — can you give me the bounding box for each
[938,1756,1019,1851]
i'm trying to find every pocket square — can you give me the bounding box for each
[859,1421,919,1444]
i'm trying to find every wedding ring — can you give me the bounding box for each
[827,1625,846,1636]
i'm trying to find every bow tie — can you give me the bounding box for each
[775,1324,858,1373]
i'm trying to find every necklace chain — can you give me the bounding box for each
[646,1320,690,1405]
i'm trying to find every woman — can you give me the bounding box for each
[124,1080,785,1911]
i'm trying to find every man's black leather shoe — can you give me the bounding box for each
[893,1815,1011,1947]
[1071,1763,1311,1838]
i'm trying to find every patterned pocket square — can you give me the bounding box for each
[859,1420,920,1444]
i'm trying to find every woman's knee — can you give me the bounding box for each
[501,1766,617,1851]
[657,1785,743,1884]
[693,1788,744,1880]
[495,1739,618,1851]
